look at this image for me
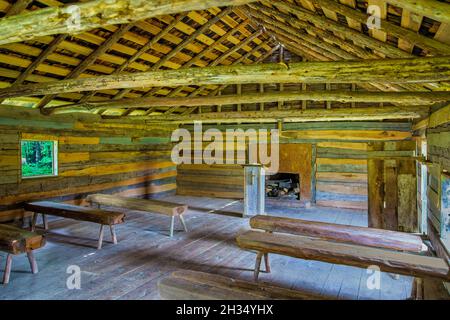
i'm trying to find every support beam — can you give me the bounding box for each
[0,0,258,45]
[139,106,428,124]
[1,57,448,99]
[50,91,450,114]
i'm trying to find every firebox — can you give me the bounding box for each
[265,173,300,202]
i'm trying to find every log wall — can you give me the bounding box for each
[176,122,412,210]
[0,107,176,222]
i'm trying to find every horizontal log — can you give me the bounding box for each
[142,106,429,124]
[0,57,448,99]
[237,230,450,280]
[49,91,450,113]
[0,0,257,45]
[158,270,328,300]
[249,215,427,252]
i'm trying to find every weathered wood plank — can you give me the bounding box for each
[0,57,448,99]
[158,270,328,300]
[237,230,450,280]
[24,201,125,225]
[250,215,426,252]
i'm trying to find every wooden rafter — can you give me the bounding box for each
[0,0,259,45]
[4,0,32,17]
[76,13,188,104]
[313,0,450,55]
[257,1,411,58]
[38,23,135,110]
[385,0,450,24]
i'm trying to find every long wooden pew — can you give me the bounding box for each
[236,230,450,282]
[24,201,125,249]
[250,215,428,253]
[0,224,45,284]
[158,270,329,300]
[86,194,188,237]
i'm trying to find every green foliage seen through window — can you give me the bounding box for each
[21,140,56,177]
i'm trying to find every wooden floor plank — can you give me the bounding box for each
[0,195,421,300]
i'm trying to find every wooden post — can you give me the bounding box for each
[42,214,48,230]
[278,46,284,110]
[31,212,38,232]
[264,253,271,273]
[2,254,12,285]
[368,143,385,228]
[170,216,175,238]
[254,252,263,281]
[110,225,117,245]
[97,225,104,250]
[179,215,188,233]
[27,251,38,274]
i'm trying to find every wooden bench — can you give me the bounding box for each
[250,215,428,253]
[86,194,188,237]
[236,230,450,282]
[0,224,46,285]
[24,201,125,249]
[158,270,329,300]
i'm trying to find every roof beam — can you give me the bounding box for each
[260,1,410,58]
[139,106,429,124]
[0,0,258,45]
[0,56,447,99]
[49,90,450,114]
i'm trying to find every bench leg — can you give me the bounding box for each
[31,213,38,232]
[411,277,424,300]
[27,251,38,274]
[254,252,263,282]
[2,254,12,285]
[264,253,271,273]
[97,225,105,250]
[179,215,188,232]
[42,214,48,230]
[169,216,175,237]
[110,225,118,245]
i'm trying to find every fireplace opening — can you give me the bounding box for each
[265,172,300,202]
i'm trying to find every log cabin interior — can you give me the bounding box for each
[0,0,449,301]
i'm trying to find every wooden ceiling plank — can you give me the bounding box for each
[398,9,424,53]
[36,23,134,110]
